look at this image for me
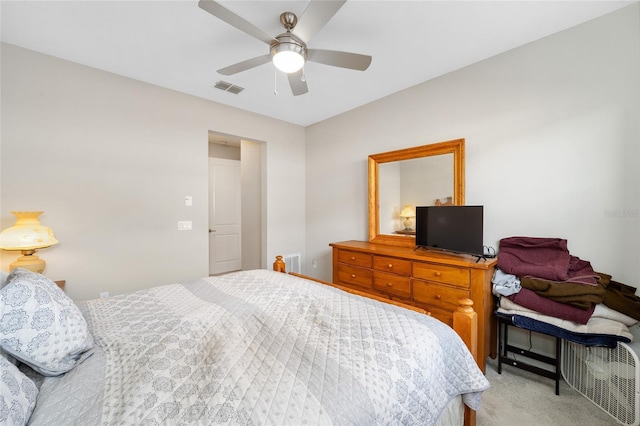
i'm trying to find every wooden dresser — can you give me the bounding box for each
[330,240,497,372]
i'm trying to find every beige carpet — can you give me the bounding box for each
[477,358,618,426]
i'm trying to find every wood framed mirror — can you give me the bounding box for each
[368,138,465,247]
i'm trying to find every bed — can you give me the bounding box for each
[0,257,489,426]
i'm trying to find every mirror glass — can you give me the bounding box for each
[369,139,465,247]
[378,155,454,234]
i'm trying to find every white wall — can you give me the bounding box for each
[305,4,640,288]
[208,142,240,160]
[1,5,638,301]
[240,139,264,270]
[378,161,401,234]
[400,155,453,207]
[0,43,306,300]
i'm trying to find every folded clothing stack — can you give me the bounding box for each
[497,236,600,286]
[492,236,639,337]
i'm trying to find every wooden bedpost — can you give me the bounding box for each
[273,255,286,273]
[453,298,478,362]
[454,298,478,426]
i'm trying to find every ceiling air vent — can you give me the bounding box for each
[214,80,244,95]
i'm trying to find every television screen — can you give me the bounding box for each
[415,206,484,256]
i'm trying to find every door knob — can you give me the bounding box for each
[209,229,216,233]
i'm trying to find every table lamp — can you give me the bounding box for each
[400,205,415,231]
[0,211,58,273]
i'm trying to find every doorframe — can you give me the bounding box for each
[207,131,265,271]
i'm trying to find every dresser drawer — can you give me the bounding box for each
[413,262,470,288]
[338,249,372,268]
[424,304,454,326]
[337,264,373,289]
[412,280,470,311]
[373,271,411,299]
[372,255,411,276]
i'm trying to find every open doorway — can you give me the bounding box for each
[208,131,264,274]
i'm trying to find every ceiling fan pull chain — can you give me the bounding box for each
[273,68,278,96]
[301,65,306,82]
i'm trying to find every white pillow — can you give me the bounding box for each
[0,355,38,425]
[0,268,94,376]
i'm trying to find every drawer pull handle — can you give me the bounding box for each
[351,274,356,278]
[387,282,393,287]
[350,256,356,261]
[434,272,442,277]
[435,294,442,300]
[387,263,393,269]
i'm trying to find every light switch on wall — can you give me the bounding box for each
[185,196,193,206]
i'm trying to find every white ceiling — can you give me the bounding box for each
[1,1,635,127]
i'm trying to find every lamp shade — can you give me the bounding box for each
[0,211,58,250]
[400,205,415,219]
[399,205,416,232]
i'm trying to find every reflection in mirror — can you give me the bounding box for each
[368,138,465,248]
[378,154,453,234]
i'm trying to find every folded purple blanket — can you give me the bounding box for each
[567,256,599,286]
[507,288,595,324]
[498,236,598,285]
[498,237,570,281]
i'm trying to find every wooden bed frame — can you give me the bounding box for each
[273,256,479,426]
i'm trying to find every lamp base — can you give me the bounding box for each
[10,250,46,274]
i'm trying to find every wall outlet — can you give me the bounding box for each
[312,259,317,268]
[178,221,193,231]
[100,292,109,299]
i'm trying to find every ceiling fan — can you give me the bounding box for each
[198,0,372,96]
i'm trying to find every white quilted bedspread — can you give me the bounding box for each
[28,270,488,425]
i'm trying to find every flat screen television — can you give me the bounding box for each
[415,205,484,257]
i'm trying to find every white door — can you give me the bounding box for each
[209,158,241,274]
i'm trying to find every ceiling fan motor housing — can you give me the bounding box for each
[271,33,306,59]
[271,33,307,73]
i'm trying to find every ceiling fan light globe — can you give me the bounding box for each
[271,35,306,74]
[273,51,305,73]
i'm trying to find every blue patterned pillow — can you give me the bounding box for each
[0,355,38,425]
[0,269,94,376]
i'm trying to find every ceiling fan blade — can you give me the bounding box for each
[218,54,272,76]
[198,0,276,45]
[307,49,372,71]
[288,71,309,96]
[294,0,346,43]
